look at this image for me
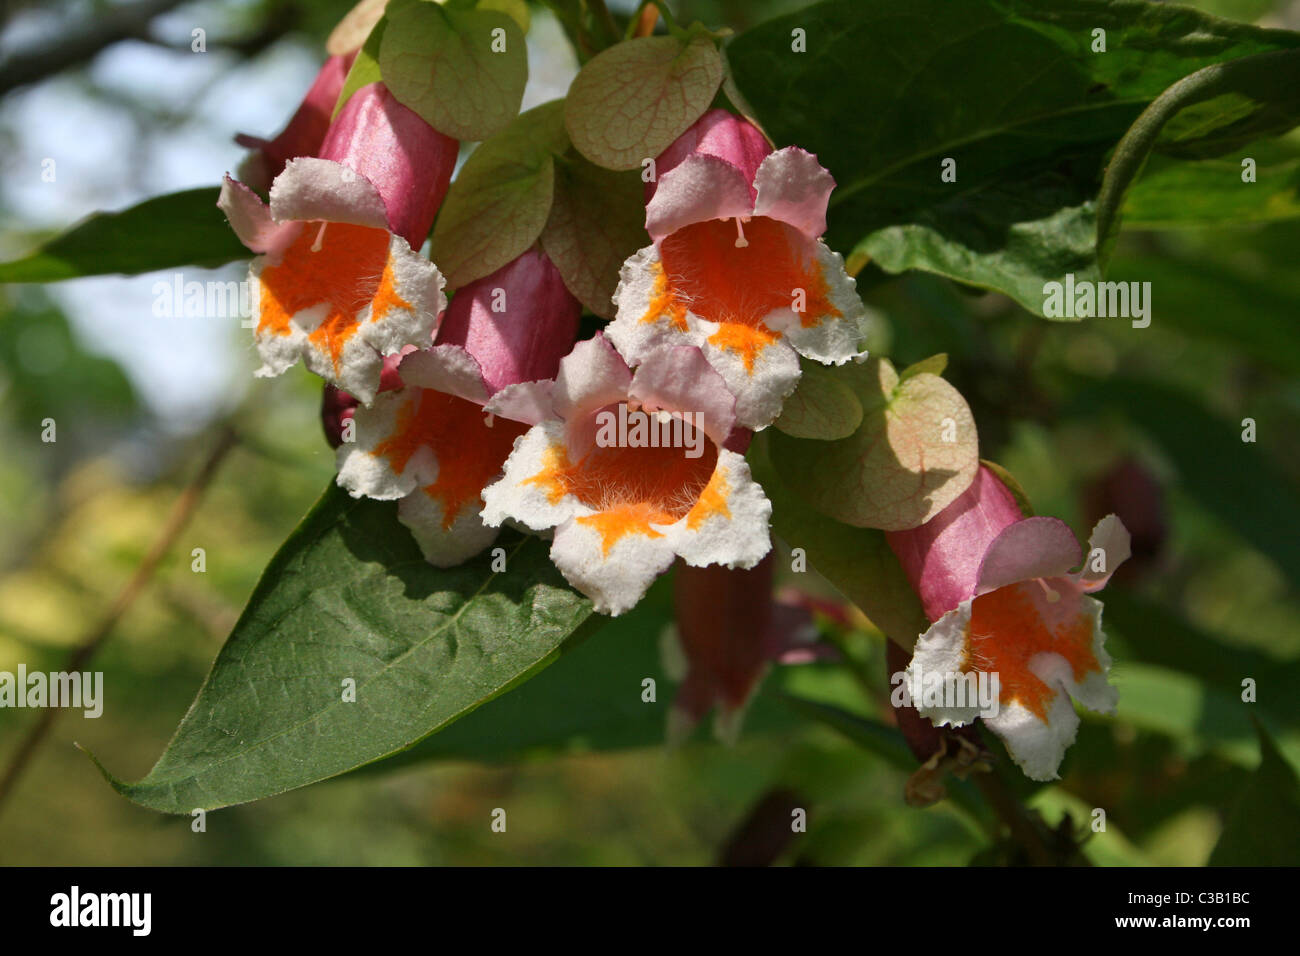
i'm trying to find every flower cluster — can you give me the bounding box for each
[222,68,1127,771]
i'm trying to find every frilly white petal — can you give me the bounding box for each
[335,390,437,500]
[548,516,678,616]
[670,450,772,569]
[398,487,500,568]
[699,332,802,431]
[480,421,586,531]
[781,242,868,366]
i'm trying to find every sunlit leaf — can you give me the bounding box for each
[94,483,592,813]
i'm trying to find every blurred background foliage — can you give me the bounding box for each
[0,0,1298,865]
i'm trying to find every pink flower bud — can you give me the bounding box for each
[885,465,1024,622]
[432,248,581,395]
[318,82,459,250]
[668,554,830,741]
[672,555,777,728]
[235,52,355,193]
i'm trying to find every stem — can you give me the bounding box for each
[0,424,239,818]
[971,767,1059,866]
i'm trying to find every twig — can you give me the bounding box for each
[0,423,239,817]
[971,768,1058,866]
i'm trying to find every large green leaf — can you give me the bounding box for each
[726,0,1300,314]
[1209,719,1300,865]
[0,189,247,283]
[1121,144,1300,230]
[364,575,813,767]
[96,483,593,813]
[1096,47,1300,261]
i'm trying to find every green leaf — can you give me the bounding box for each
[768,357,978,531]
[1064,377,1300,587]
[368,577,676,764]
[564,31,724,170]
[1105,251,1300,375]
[1097,47,1300,262]
[772,359,865,441]
[750,433,929,649]
[331,13,386,119]
[726,0,1300,315]
[95,483,593,813]
[429,101,567,289]
[1210,719,1300,865]
[363,574,816,768]
[0,189,247,283]
[1106,663,1262,764]
[380,0,527,141]
[1104,589,1300,723]
[540,152,647,317]
[1123,149,1300,228]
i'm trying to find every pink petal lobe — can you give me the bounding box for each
[975,516,1082,596]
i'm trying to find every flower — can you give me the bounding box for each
[234,51,356,193]
[336,249,580,566]
[218,82,458,402]
[481,334,772,615]
[886,465,1132,781]
[609,109,866,429]
[663,554,829,743]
